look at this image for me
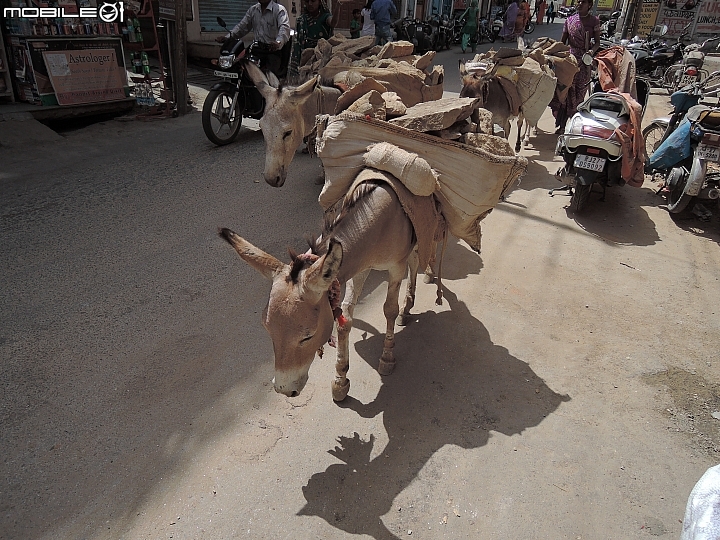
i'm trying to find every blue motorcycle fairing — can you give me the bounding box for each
[670,91,701,114]
[648,119,692,171]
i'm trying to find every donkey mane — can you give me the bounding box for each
[322,181,382,236]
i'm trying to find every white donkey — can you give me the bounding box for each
[245,62,341,187]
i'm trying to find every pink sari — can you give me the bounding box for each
[550,13,600,128]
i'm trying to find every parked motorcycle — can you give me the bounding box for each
[646,106,720,215]
[554,62,650,212]
[478,17,495,43]
[556,5,576,18]
[394,17,434,54]
[645,73,720,215]
[600,10,620,39]
[429,13,454,51]
[665,36,720,92]
[201,17,292,146]
[630,25,686,87]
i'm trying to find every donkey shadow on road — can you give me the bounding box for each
[298,286,570,540]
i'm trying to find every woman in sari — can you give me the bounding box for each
[290,0,349,80]
[499,0,519,41]
[549,0,601,133]
[514,0,530,37]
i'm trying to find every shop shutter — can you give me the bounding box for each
[198,0,257,32]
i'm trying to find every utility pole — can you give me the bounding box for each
[174,0,189,115]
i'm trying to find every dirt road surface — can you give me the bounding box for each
[1,79,719,539]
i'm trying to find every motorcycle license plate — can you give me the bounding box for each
[679,74,698,86]
[214,70,239,79]
[574,154,606,172]
[697,142,720,161]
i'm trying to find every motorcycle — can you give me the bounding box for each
[491,9,534,38]
[556,5,576,18]
[393,17,434,54]
[429,13,454,51]
[630,26,687,87]
[478,17,495,43]
[600,10,620,39]
[665,35,720,93]
[645,73,720,215]
[201,17,292,146]
[554,55,650,212]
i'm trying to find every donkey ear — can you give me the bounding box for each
[289,75,319,104]
[459,60,468,77]
[244,61,278,100]
[219,228,285,280]
[302,239,343,299]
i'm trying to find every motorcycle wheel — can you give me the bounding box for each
[666,170,693,213]
[642,122,667,159]
[570,182,591,213]
[663,64,683,93]
[202,88,244,146]
[487,30,496,42]
[524,21,535,34]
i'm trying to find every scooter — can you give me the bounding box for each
[201,17,292,146]
[553,56,650,212]
[429,13,453,51]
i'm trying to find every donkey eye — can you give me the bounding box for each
[283,130,293,140]
[300,334,314,344]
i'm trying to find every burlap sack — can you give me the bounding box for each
[364,142,440,196]
[315,113,527,251]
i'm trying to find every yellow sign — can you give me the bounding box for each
[637,1,660,37]
[596,0,615,9]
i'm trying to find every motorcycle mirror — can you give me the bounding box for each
[217,17,227,28]
[582,52,593,66]
[655,24,668,36]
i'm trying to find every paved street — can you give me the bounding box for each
[1,21,720,540]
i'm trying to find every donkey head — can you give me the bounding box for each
[458,60,489,104]
[246,63,320,187]
[219,228,343,397]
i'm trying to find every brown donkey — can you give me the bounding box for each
[220,180,424,401]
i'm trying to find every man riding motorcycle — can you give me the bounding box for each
[215,0,291,78]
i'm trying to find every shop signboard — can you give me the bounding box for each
[636,1,660,37]
[695,0,720,38]
[158,0,194,21]
[657,0,700,38]
[596,0,615,10]
[26,38,127,105]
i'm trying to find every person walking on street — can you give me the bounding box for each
[549,0,601,132]
[350,8,362,38]
[536,0,547,24]
[215,0,290,78]
[550,1,556,22]
[360,0,375,36]
[499,0,518,40]
[460,0,480,53]
[514,0,530,38]
[370,0,397,45]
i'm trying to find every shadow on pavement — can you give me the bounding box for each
[298,286,570,539]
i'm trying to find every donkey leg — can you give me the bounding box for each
[398,248,420,326]
[332,269,370,401]
[515,114,525,152]
[378,264,406,376]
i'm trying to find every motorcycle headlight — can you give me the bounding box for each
[218,55,235,69]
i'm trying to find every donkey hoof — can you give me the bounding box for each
[396,313,410,326]
[378,358,395,376]
[423,273,435,284]
[331,378,350,401]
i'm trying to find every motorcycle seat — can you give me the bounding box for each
[687,105,720,129]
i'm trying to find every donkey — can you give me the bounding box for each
[459,60,526,152]
[220,180,422,402]
[244,61,341,187]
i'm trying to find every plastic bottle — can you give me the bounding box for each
[141,52,150,75]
